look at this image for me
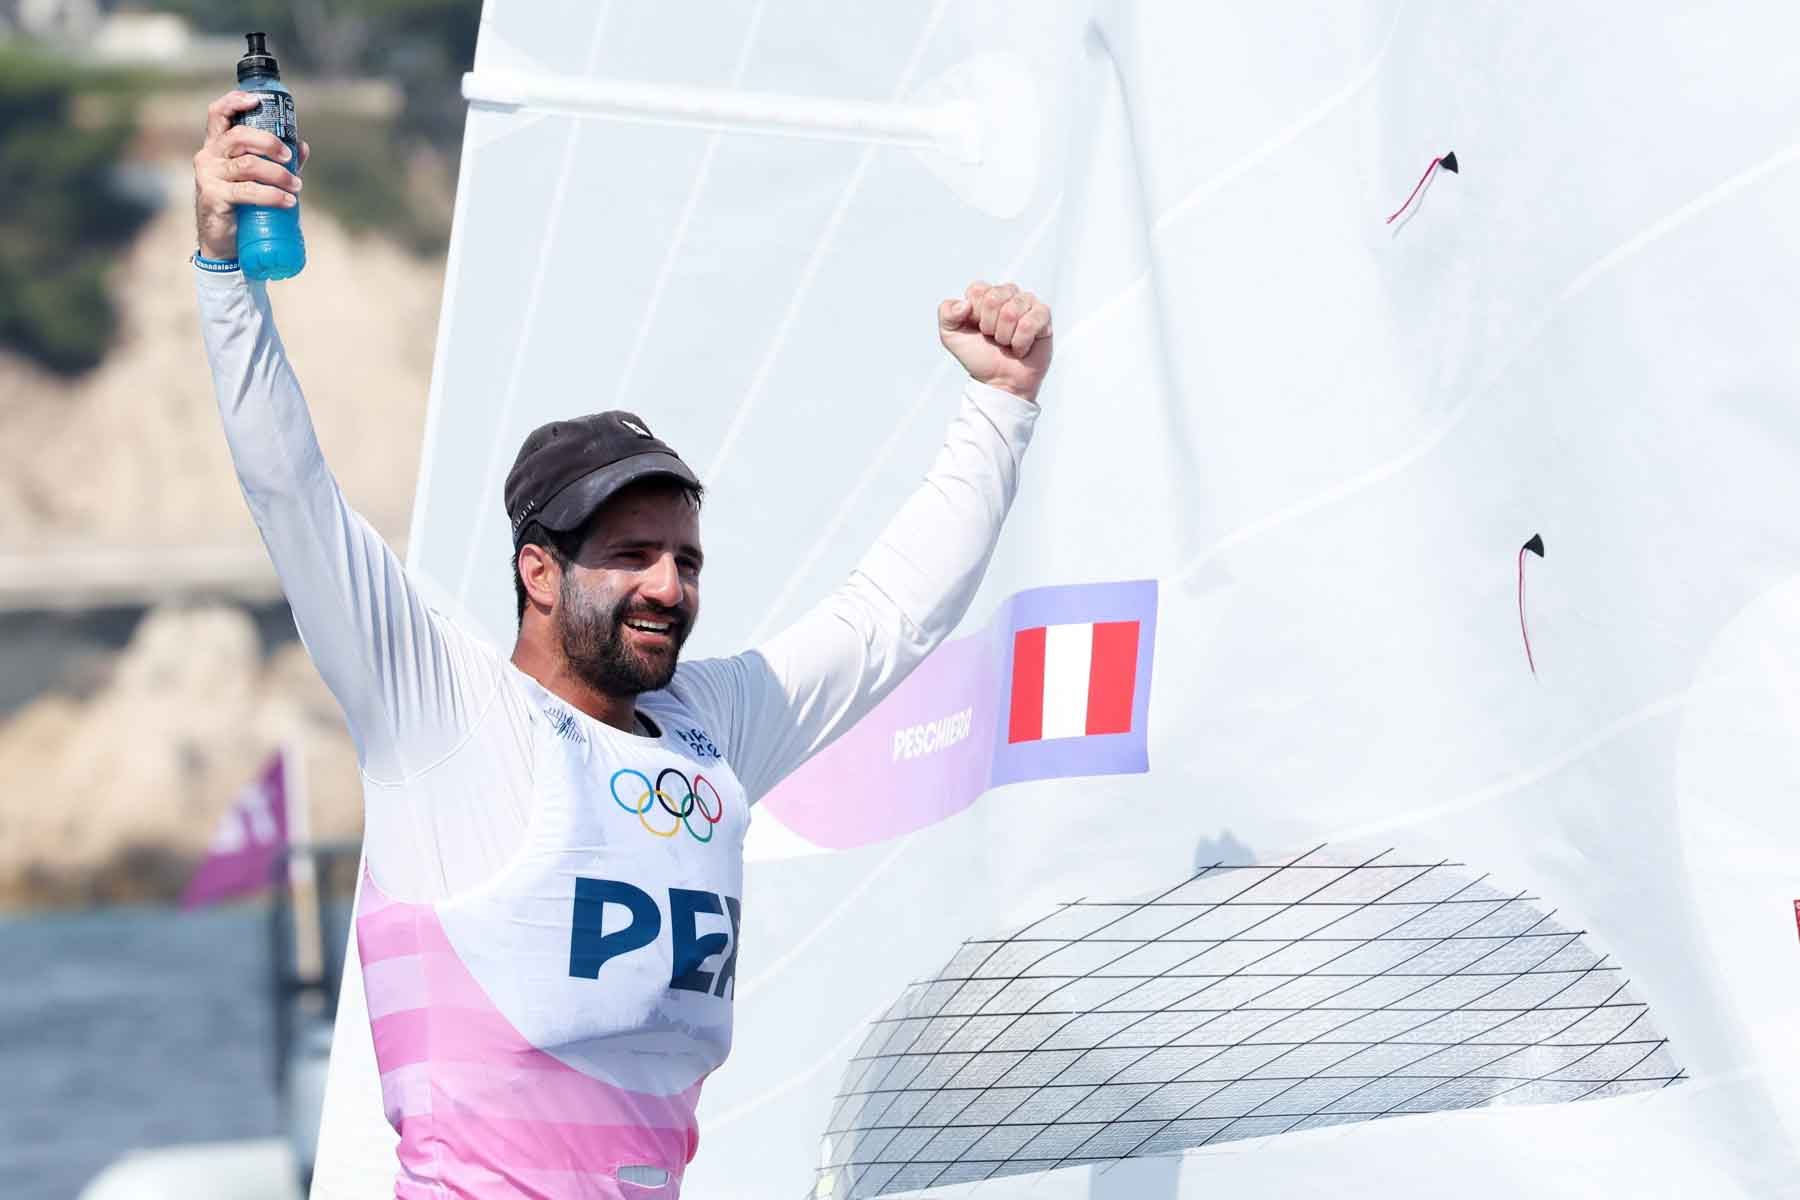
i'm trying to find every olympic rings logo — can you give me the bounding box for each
[610,767,724,843]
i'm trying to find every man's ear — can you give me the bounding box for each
[518,543,562,614]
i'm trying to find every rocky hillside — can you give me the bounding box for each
[0,195,439,551]
[0,193,444,908]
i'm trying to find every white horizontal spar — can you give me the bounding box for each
[461,70,983,163]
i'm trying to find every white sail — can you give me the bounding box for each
[315,1,1800,1195]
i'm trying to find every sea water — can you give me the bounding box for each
[0,906,280,1199]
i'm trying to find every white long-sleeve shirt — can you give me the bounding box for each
[196,265,1038,1193]
[197,265,1036,900]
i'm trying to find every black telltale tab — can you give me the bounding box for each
[1523,533,1545,557]
[1440,151,1460,173]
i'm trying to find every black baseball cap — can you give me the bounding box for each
[504,410,700,546]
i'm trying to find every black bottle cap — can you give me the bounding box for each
[238,32,281,83]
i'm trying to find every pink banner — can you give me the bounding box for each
[181,750,288,908]
[761,580,1156,849]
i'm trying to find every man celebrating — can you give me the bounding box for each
[194,91,1051,1197]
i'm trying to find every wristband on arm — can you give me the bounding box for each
[191,251,240,273]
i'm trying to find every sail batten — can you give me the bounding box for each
[462,70,982,161]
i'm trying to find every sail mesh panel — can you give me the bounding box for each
[812,847,1684,1198]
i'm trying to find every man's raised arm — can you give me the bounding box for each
[193,91,488,781]
[674,282,1050,799]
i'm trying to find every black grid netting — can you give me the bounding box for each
[811,846,1684,1198]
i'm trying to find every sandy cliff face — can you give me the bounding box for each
[0,607,365,906]
[0,195,440,550]
[0,193,445,907]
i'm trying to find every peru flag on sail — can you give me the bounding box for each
[1007,620,1142,742]
[181,749,289,908]
[991,579,1156,789]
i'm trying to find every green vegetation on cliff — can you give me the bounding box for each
[0,49,155,374]
[0,1,480,374]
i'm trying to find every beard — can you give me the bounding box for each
[557,574,690,697]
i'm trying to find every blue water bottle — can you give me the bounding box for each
[232,32,305,280]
